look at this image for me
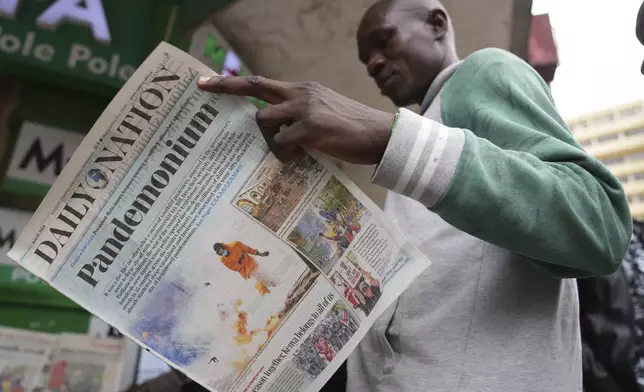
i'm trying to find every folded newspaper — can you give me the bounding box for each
[0,327,125,392]
[8,43,431,392]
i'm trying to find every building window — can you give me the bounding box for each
[593,113,615,125]
[597,134,619,142]
[635,172,644,181]
[630,151,644,160]
[569,121,588,132]
[626,128,644,137]
[620,105,643,118]
[603,157,625,165]
[618,176,629,182]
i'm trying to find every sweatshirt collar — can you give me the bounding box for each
[419,60,463,113]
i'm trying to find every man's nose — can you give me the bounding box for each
[367,54,386,77]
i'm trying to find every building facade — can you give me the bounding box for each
[528,14,558,85]
[569,101,644,218]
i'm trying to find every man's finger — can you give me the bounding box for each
[198,75,294,105]
[272,122,310,149]
[271,123,308,161]
[257,123,280,148]
[255,103,298,129]
[257,122,304,163]
[273,147,305,163]
[257,124,293,162]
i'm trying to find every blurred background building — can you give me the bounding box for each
[569,101,644,219]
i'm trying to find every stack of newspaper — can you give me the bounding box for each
[0,326,124,392]
[7,43,431,392]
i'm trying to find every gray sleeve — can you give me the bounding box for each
[371,108,465,208]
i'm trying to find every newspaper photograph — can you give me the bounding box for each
[8,42,431,392]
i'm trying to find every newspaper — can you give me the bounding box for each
[0,327,125,392]
[8,42,430,392]
[0,328,54,392]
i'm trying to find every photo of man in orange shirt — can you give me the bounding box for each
[213,241,277,296]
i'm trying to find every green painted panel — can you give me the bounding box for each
[0,0,178,94]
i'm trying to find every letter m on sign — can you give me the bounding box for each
[5,122,84,192]
[0,228,15,250]
[18,139,65,176]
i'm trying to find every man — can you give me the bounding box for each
[198,0,631,390]
[621,220,644,387]
[314,334,338,363]
[213,241,276,295]
[577,267,639,392]
[344,283,371,316]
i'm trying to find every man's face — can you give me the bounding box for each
[216,247,228,257]
[315,338,329,351]
[357,3,446,106]
[360,283,373,298]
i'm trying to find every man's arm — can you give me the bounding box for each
[196,55,630,278]
[373,49,631,278]
[236,242,259,256]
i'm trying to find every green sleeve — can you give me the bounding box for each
[373,49,631,278]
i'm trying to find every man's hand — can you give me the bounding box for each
[198,75,395,164]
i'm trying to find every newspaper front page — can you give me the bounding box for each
[8,43,431,392]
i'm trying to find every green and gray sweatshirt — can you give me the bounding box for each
[347,48,632,392]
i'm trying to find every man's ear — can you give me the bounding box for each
[427,9,449,39]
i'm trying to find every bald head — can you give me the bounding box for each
[356,0,458,106]
[361,0,447,27]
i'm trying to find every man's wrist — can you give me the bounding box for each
[371,108,465,208]
[368,110,396,165]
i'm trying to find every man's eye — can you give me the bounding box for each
[379,32,393,49]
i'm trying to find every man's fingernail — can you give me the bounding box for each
[198,76,216,85]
